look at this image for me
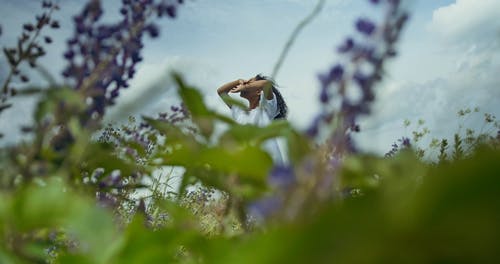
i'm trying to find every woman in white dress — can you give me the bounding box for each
[217,74,288,165]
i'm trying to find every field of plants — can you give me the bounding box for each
[1,0,499,263]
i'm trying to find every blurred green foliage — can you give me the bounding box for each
[1,72,500,263]
[2,139,500,263]
[1,3,500,263]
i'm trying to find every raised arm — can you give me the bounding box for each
[217,79,244,108]
[231,79,274,100]
[217,79,244,96]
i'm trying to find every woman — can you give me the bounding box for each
[217,74,288,164]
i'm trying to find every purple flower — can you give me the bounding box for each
[309,0,410,158]
[42,1,52,8]
[320,88,329,104]
[75,22,86,34]
[400,137,411,148]
[338,37,354,53]
[351,124,360,132]
[385,137,411,156]
[165,5,177,18]
[306,116,321,137]
[326,64,344,83]
[63,50,75,60]
[356,18,376,36]
[67,38,77,45]
[145,23,160,38]
[127,67,136,78]
[131,51,142,63]
[35,14,49,29]
[23,24,35,32]
[97,192,117,208]
[61,0,185,122]
[269,165,295,188]
[353,71,374,99]
[248,196,282,220]
[318,64,344,92]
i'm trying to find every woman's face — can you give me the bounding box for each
[238,77,260,99]
[240,88,261,99]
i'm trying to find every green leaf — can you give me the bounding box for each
[172,73,209,117]
[172,72,215,138]
[34,87,86,123]
[81,142,138,178]
[143,116,194,144]
[109,214,204,264]
[6,179,118,263]
[221,121,288,144]
[211,111,237,125]
[283,127,310,164]
[219,94,248,110]
[200,145,272,183]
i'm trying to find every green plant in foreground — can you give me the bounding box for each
[1,0,500,263]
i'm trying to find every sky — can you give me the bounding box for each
[1,0,499,155]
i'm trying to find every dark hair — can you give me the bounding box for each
[255,74,288,120]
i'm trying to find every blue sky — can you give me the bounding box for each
[1,0,499,155]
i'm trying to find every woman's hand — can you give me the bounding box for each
[218,79,245,95]
[230,78,252,93]
[233,79,268,91]
[230,83,247,93]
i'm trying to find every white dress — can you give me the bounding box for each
[231,94,286,165]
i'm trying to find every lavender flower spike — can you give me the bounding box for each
[61,0,184,124]
[356,18,376,36]
[309,0,410,158]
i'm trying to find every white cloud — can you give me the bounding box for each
[356,40,500,155]
[354,0,500,154]
[104,56,224,124]
[429,0,500,43]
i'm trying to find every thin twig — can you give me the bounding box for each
[271,0,325,79]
